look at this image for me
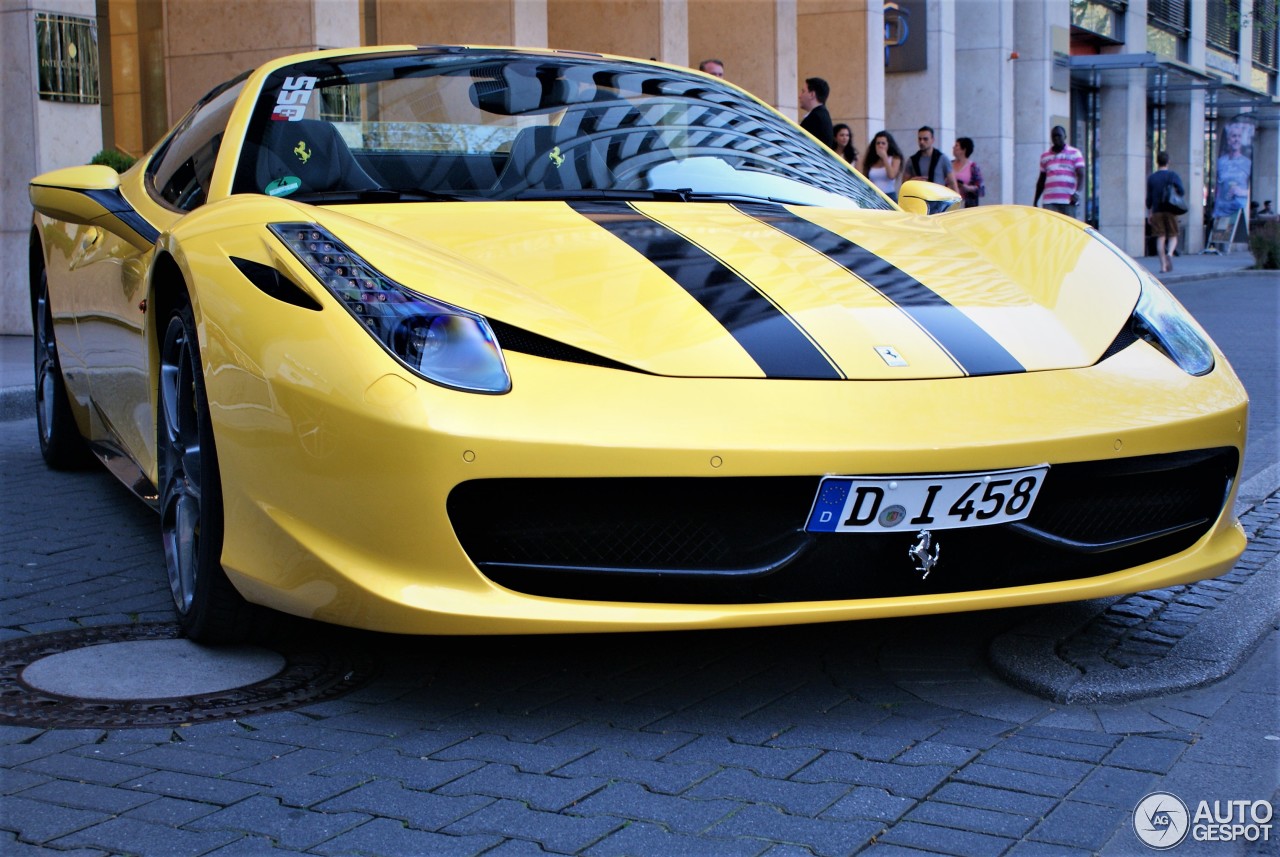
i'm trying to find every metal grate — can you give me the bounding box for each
[451,449,1237,604]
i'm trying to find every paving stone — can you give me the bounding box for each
[121,771,263,806]
[767,728,913,762]
[892,741,978,767]
[904,799,1037,838]
[1027,800,1126,850]
[442,799,620,853]
[18,779,157,814]
[819,786,915,823]
[1103,735,1189,774]
[51,816,241,857]
[688,767,847,816]
[122,745,258,777]
[928,782,1058,818]
[18,753,151,787]
[554,748,717,794]
[977,748,1094,782]
[435,764,607,812]
[541,722,697,760]
[316,778,492,830]
[709,804,883,857]
[952,763,1078,798]
[317,747,481,790]
[0,795,110,843]
[793,752,953,799]
[312,817,503,857]
[574,781,741,833]
[186,794,369,849]
[664,736,821,778]
[121,796,221,826]
[433,733,590,773]
[876,819,1015,857]
[1067,766,1159,809]
[997,735,1113,764]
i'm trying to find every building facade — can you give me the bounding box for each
[3,0,1277,334]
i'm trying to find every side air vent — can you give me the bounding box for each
[1099,323,1139,362]
[231,257,322,311]
[488,319,645,373]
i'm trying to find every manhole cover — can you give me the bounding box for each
[0,624,377,728]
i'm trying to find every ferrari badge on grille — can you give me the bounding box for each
[909,530,940,579]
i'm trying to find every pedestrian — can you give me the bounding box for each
[1145,150,1185,273]
[799,77,835,150]
[1033,124,1085,218]
[833,123,858,166]
[902,126,958,192]
[861,130,904,201]
[951,136,984,207]
[698,58,725,78]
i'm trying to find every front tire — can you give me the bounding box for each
[158,301,255,643]
[34,270,92,469]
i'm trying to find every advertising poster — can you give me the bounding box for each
[1213,118,1254,219]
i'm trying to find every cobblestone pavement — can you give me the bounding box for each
[1,414,1277,857]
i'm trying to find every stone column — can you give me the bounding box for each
[1013,0,1070,206]
[1097,66,1147,255]
[883,0,956,152]
[955,0,1014,203]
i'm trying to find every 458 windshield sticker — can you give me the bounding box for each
[272,76,318,121]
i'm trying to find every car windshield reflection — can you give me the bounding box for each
[233,51,886,209]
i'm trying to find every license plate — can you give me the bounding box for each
[805,465,1049,533]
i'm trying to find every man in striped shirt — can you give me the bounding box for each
[1033,125,1085,218]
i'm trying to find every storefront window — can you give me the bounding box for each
[1148,0,1189,61]
[1071,0,1126,43]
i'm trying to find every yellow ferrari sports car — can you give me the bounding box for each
[29,46,1248,643]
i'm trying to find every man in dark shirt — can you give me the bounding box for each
[799,77,835,150]
[1145,151,1186,273]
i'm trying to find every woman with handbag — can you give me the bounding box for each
[1146,151,1186,273]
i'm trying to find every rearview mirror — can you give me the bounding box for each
[898,179,962,215]
[29,165,122,224]
[30,165,156,251]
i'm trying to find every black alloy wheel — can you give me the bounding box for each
[158,301,255,643]
[33,270,92,469]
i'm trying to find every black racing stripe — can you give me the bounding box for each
[82,188,161,245]
[736,203,1025,377]
[568,200,841,379]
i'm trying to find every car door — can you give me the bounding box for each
[77,79,244,467]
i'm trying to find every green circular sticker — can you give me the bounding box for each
[265,176,302,197]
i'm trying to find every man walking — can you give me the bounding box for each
[1034,125,1086,218]
[799,78,835,150]
[1146,151,1185,273]
[902,126,958,192]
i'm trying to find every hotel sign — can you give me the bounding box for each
[35,12,100,104]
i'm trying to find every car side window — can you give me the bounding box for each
[149,78,246,211]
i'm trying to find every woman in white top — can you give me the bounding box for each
[860,130,904,201]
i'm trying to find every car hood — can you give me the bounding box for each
[319,200,1142,380]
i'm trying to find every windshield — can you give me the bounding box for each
[233,50,888,209]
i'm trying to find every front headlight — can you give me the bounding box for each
[1132,272,1214,376]
[270,223,510,393]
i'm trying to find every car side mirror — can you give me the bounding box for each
[30,165,122,224]
[30,165,155,251]
[898,179,962,215]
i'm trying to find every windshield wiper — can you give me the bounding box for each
[288,187,468,203]
[511,188,690,202]
[511,187,808,206]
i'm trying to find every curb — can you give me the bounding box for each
[990,482,1280,705]
[0,387,32,423]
